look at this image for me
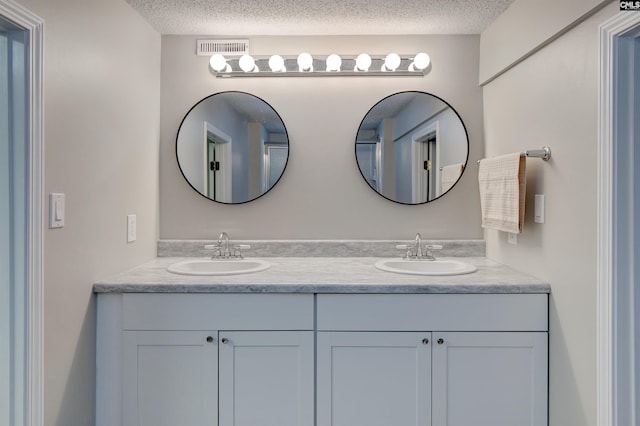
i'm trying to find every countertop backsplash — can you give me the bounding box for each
[157,239,486,258]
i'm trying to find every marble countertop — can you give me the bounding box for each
[93,257,550,294]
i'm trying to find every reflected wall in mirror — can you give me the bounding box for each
[355,91,469,204]
[176,91,289,204]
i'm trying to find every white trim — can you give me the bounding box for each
[411,121,439,203]
[598,11,640,426]
[204,121,232,202]
[0,1,44,426]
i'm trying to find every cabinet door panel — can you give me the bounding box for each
[218,331,314,426]
[122,331,218,426]
[432,332,548,426]
[317,332,432,426]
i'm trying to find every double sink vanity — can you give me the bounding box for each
[94,238,549,426]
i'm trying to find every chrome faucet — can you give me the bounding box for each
[204,232,251,259]
[414,233,423,258]
[396,233,442,260]
[218,232,230,257]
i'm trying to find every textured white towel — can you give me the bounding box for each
[478,153,526,233]
[441,163,464,195]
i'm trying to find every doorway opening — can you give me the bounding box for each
[0,1,44,425]
[598,11,640,426]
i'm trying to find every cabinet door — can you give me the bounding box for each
[218,331,314,426]
[122,331,218,426]
[317,332,432,426]
[432,332,548,426]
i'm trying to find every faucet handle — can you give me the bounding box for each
[232,244,250,259]
[205,243,223,258]
[424,244,442,250]
[396,244,413,259]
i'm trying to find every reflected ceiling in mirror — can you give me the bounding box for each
[355,91,469,205]
[176,91,289,204]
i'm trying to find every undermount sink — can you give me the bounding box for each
[167,259,271,276]
[375,258,477,276]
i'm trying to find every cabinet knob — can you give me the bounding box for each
[422,338,429,345]
[221,338,229,344]
[437,338,445,345]
[206,336,214,343]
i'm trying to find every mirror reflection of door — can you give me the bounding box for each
[177,92,289,204]
[355,141,383,193]
[355,91,469,205]
[204,122,232,203]
[263,145,288,192]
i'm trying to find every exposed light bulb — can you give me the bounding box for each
[239,54,258,72]
[355,53,372,71]
[210,54,228,72]
[382,53,401,71]
[326,54,342,72]
[297,52,313,71]
[410,52,430,71]
[268,55,286,72]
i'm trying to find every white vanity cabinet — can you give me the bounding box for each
[97,291,548,426]
[316,294,548,426]
[317,331,433,426]
[96,293,315,426]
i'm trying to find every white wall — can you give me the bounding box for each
[479,0,611,83]
[160,35,484,239]
[481,2,618,425]
[13,0,160,425]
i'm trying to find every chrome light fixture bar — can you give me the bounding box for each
[209,52,431,77]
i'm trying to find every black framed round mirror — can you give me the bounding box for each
[355,91,469,205]
[176,91,289,204]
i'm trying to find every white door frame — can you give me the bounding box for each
[598,11,640,426]
[411,121,439,203]
[204,121,232,202]
[0,1,44,426]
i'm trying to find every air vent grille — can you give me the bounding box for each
[196,39,249,56]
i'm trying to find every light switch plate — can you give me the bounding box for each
[49,193,65,228]
[508,232,518,245]
[534,194,545,223]
[127,214,136,243]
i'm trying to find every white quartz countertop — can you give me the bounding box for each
[93,257,550,294]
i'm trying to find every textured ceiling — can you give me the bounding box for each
[126,0,515,35]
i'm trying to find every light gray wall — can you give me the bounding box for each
[160,35,484,239]
[14,0,160,425]
[481,2,618,425]
[479,0,611,83]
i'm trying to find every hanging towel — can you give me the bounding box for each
[478,153,526,233]
[441,163,464,195]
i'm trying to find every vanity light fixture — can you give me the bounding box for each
[355,53,372,71]
[238,54,259,72]
[208,52,431,77]
[325,54,342,72]
[297,53,314,72]
[268,55,286,72]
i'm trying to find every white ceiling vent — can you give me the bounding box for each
[196,39,249,56]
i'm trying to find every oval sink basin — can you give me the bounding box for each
[375,259,477,276]
[167,259,271,276]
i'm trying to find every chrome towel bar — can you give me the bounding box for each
[477,146,551,165]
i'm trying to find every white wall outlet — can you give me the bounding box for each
[508,232,518,245]
[534,194,545,223]
[49,193,65,228]
[127,214,136,243]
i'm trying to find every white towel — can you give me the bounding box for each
[478,153,526,233]
[440,163,464,194]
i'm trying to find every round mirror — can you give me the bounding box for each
[355,91,469,204]
[176,91,289,204]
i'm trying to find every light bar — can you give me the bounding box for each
[208,53,431,77]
